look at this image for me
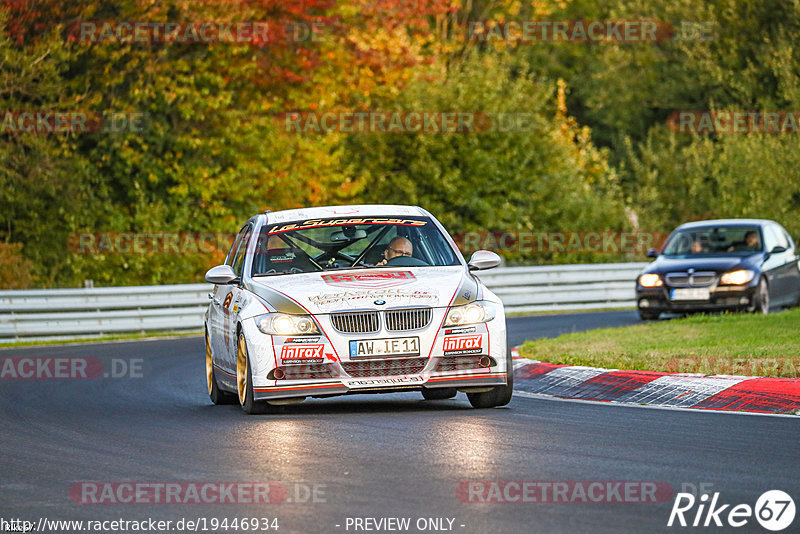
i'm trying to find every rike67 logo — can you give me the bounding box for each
[668,490,795,531]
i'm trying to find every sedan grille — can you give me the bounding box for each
[342,357,428,378]
[665,271,717,287]
[330,311,380,334]
[385,308,433,332]
[435,356,487,372]
[279,364,336,380]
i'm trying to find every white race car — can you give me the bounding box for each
[204,205,511,414]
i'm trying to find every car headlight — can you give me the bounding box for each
[256,313,320,335]
[720,270,755,285]
[444,301,497,326]
[638,273,663,287]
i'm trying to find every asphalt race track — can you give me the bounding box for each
[1,311,797,534]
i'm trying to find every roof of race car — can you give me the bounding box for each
[262,204,427,224]
[675,218,776,230]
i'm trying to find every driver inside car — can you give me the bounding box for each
[377,236,413,266]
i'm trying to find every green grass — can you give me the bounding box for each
[0,330,202,349]
[518,308,800,378]
[507,306,635,316]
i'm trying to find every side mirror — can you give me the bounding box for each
[205,264,238,285]
[468,250,502,271]
[646,248,659,259]
[770,245,787,255]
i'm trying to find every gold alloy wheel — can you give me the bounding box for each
[236,335,248,405]
[205,333,214,396]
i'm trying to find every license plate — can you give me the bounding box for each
[671,288,710,301]
[349,337,420,358]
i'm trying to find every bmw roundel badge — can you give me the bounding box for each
[374,299,386,305]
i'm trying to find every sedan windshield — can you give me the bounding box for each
[251,216,461,275]
[662,226,763,256]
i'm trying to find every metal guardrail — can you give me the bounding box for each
[476,262,648,313]
[0,263,647,342]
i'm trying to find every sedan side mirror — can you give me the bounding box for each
[646,248,659,259]
[770,245,787,254]
[468,250,502,271]
[205,264,239,285]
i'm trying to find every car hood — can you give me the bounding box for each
[645,254,762,274]
[247,266,480,315]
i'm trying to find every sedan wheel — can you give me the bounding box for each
[207,331,236,405]
[749,279,770,315]
[421,388,457,400]
[236,332,276,415]
[467,346,513,409]
[638,309,660,321]
[236,334,248,406]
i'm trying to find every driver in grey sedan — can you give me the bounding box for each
[377,236,413,265]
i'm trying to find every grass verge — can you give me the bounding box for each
[518,308,800,378]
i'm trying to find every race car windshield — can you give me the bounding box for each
[662,226,763,256]
[251,216,461,276]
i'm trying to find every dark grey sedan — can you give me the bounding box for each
[636,219,800,320]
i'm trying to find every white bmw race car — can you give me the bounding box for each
[204,205,512,414]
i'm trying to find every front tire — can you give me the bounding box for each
[748,279,770,315]
[467,346,513,409]
[422,388,457,400]
[207,331,236,405]
[638,309,660,321]
[236,332,276,415]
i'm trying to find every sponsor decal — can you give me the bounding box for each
[280,344,324,364]
[270,218,427,233]
[444,326,477,336]
[283,337,321,344]
[443,335,483,355]
[223,292,233,309]
[321,270,415,288]
[346,376,424,387]
[270,252,295,263]
[309,288,437,306]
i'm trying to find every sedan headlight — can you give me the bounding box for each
[638,273,663,287]
[444,300,497,326]
[720,270,755,285]
[256,313,320,335]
